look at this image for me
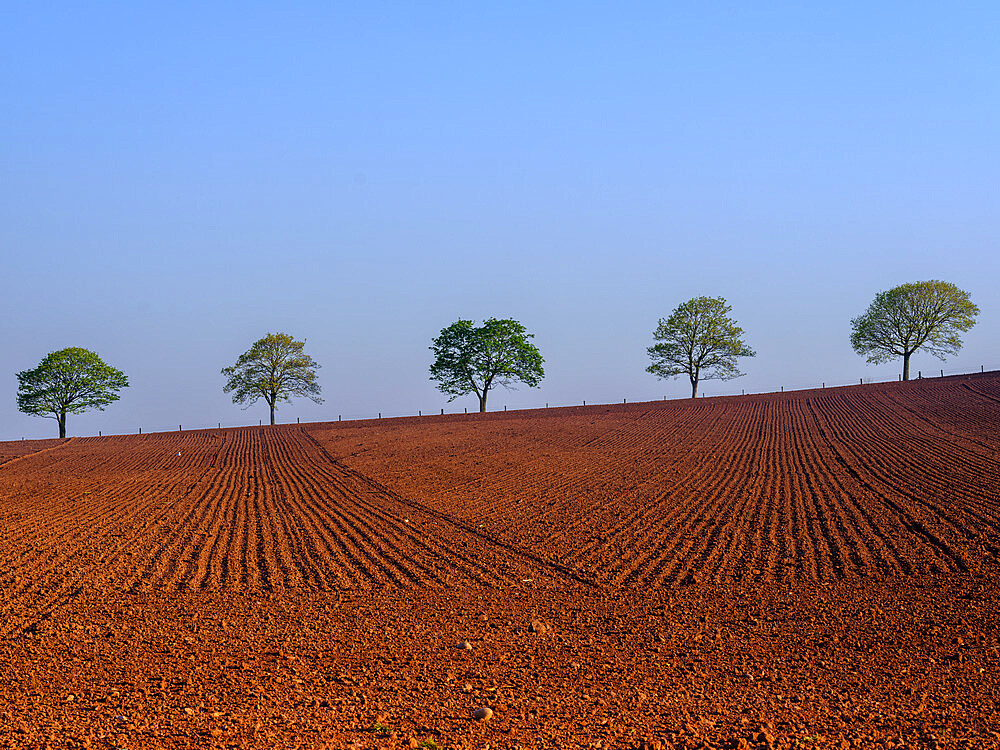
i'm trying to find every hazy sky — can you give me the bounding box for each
[3,2,998,440]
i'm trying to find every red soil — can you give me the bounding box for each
[0,438,66,466]
[1,373,998,748]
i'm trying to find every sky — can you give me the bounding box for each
[2,2,998,439]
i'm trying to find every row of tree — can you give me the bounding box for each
[15,281,980,437]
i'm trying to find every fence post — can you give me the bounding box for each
[378,412,381,419]
[918,371,921,379]
[441,408,444,415]
[583,400,586,406]
[546,403,548,408]
[623,398,626,404]
[179,425,182,431]
[297,417,300,424]
[465,407,467,413]
[822,382,825,388]
[99,431,101,437]
[504,405,507,411]
[139,427,142,434]
[982,365,985,373]
[419,410,422,416]
[218,422,221,429]
[339,415,341,421]
[941,369,944,377]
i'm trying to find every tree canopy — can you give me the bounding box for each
[222,332,323,425]
[16,347,129,437]
[850,280,979,380]
[647,296,755,398]
[429,318,544,412]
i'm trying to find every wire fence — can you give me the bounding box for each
[17,362,999,441]
[700,361,999,399]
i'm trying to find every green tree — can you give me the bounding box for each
[850,280,979,381]
[647,296,755,398]
[222,332,323,425]
[16,347,129,438]
[429,318,545,413]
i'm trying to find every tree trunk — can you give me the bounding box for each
[58,412,67,439]
[479,393,487,413]
[270,401,276,425]
[690,378,699,399]
[902,352,911,381]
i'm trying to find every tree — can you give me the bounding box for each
[16,348,129,438]
[647,296,755,398]
[429,318,544,413]
[850,280,979,381]
[222,332,323,425]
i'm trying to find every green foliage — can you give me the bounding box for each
[850,281,979,377]
[16,347,129,437]
[221,332,323,423]
[429,318,544,411]
[646,296,755,397]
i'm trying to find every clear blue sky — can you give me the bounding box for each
[2,2,998,439]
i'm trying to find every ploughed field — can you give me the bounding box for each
[1,374,998,749]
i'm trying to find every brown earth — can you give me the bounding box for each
[0,438,65,466]
[1,373,998,749]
